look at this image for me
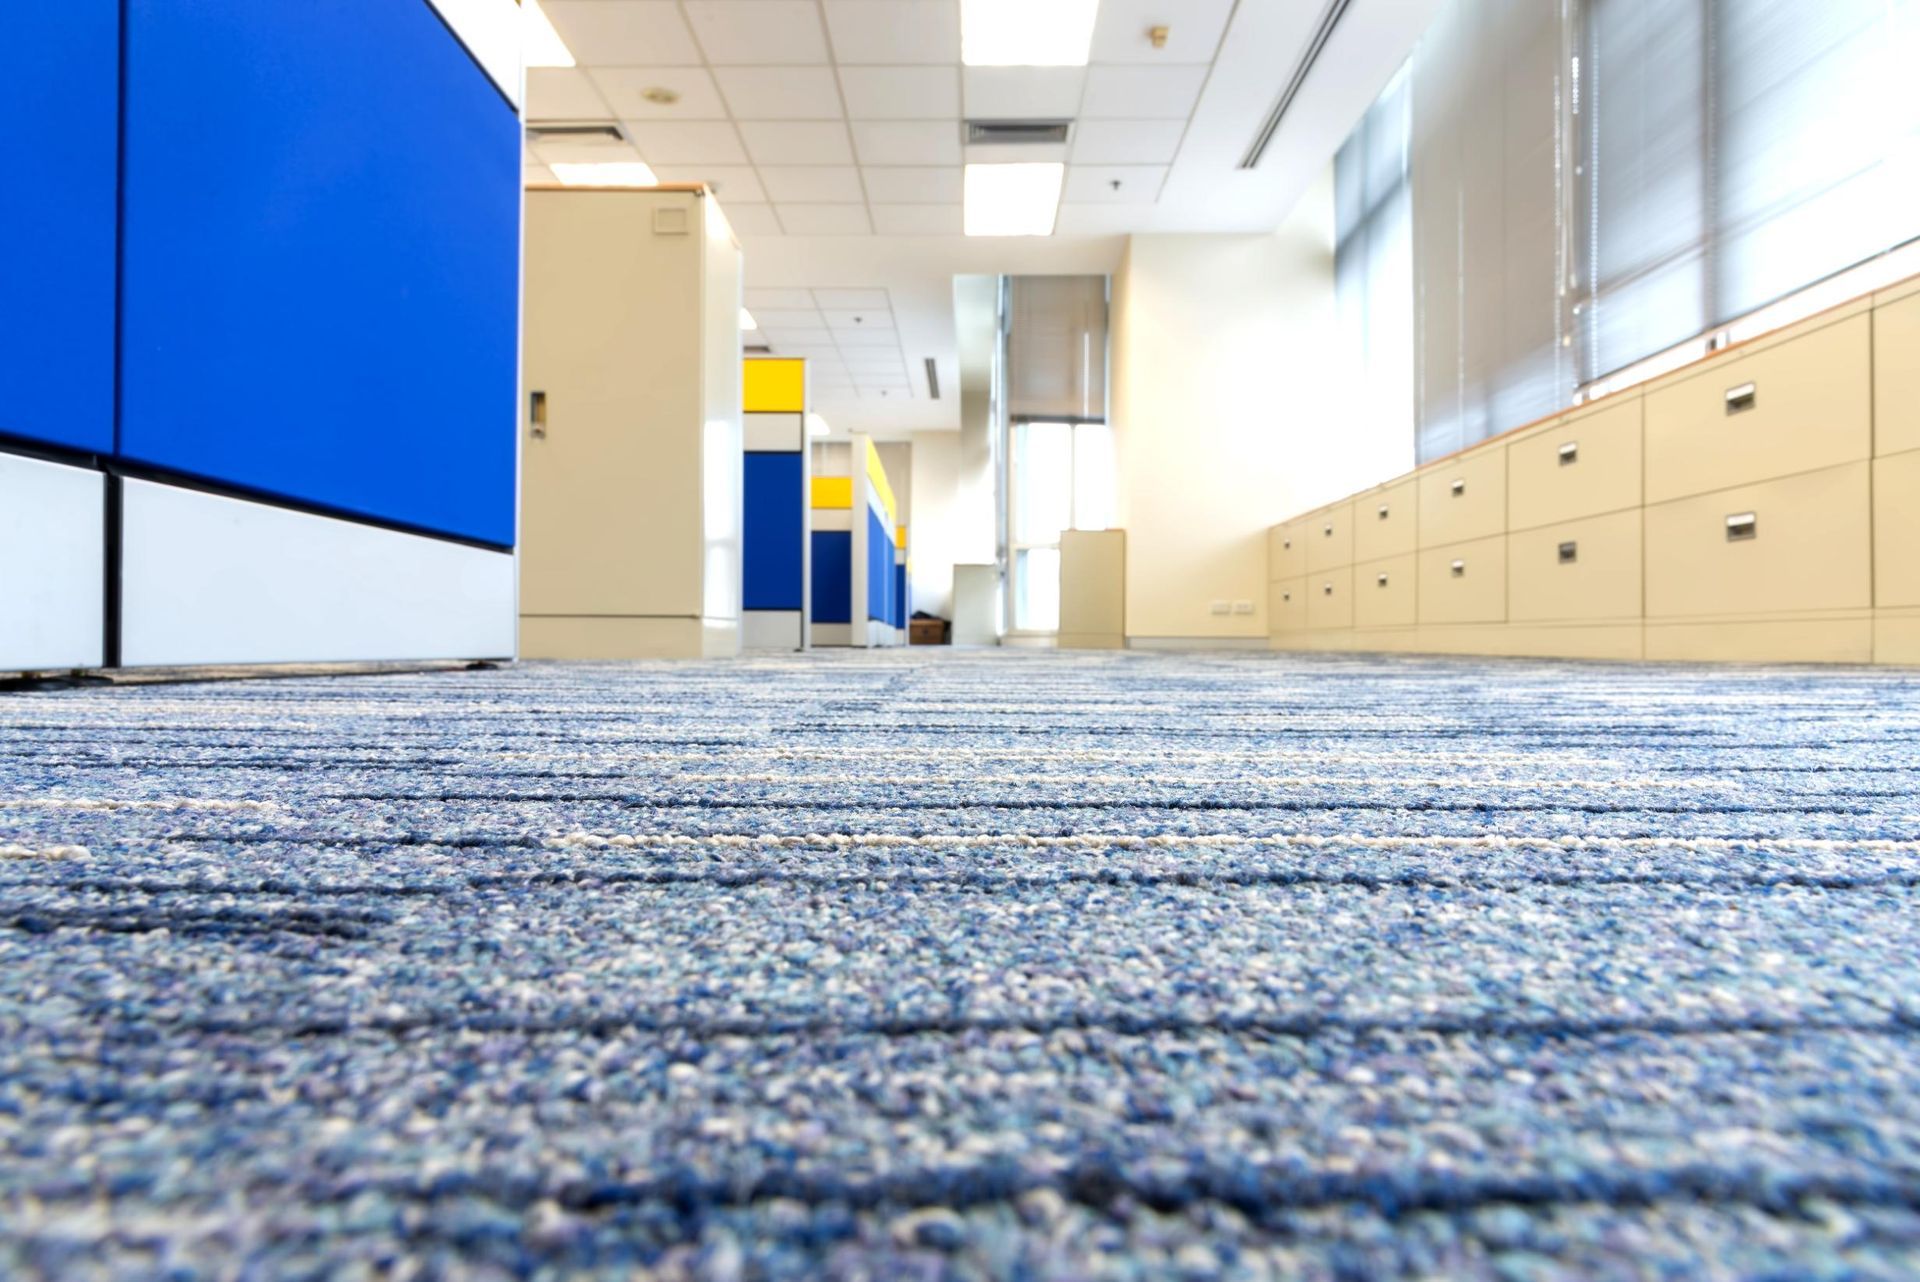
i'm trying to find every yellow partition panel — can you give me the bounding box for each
[811,476,852,509]
[744,358,807,414]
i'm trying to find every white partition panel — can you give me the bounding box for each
[121,480,516,667]
[0,453,105,672]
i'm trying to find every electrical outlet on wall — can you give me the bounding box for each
[1209,600,1231,616]
[1232,600,1255,615]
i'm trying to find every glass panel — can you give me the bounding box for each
[1072,422,1115,531]
[1011,421,1072,545]
[1013,546,1060,632]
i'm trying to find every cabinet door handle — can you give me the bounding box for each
[1323,524,1334,537]
[1558,442,1578,465]
[1725,382,1757,414]
[1376,573,1390,587]
[529,390,548,439]
[1281,591,1291,602]
[1282,538,1292,550]
[1726,511,1758,541]
[1450,559,1466,577]
[1450,479,1466,496]
[1558,541,1578,564]
[1323,581,1334,595]
[1377,504,1390,519]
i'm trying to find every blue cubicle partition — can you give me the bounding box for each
[741,359,811,649]
[866,507,895,626]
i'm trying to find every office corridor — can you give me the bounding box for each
[4,651,1920,1278]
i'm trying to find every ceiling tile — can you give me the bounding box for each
[859,166,962,203]
[590,67,729,119]
[962,68,1086,120]
[823,309,893,332]
[852,121,962,166]
[526,68,611,121]
[545,2,703,65]
[1080,65,1209,120]
[812,289,891,310]
[766,327,833,344]
[745,288,817,310]
[838,67,960,120]
[683,0,830,64]
[759,166,866,203]
[721,203,784,235]
[1089,0,1235,64]
[740,121,855,166]
[841,354,907,371]
[776,204,873,235]
[713,67,844,120]
[625,121,750,165]
[530,134,643,165]
[833,328,903,348]
[773,343,845,360]
[859,387,911,401]
[652,165,767,203]
[823,1,960,64]
[1069,119,1187,165]
[1063,164,1168,203]
[869,204,964,235]
[757,309,828,330]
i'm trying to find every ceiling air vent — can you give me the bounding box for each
[924,358,941,400]
[525,122,627,145]
[1239,0,1356,169]
[965,119,1072,146]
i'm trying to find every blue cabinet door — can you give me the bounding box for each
[743,453,805,610]
[119,0,520,546]
[0,2,118,454]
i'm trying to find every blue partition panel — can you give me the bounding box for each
[0,2,118,454]
[866,509,894,624]
[743,453,805,610]
[892,563,908,630]
[118,0,520,546]
[811,531,851,624]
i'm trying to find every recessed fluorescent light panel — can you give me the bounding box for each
[549,162,660,187]
[964,163,1064,236]
[523,0,575,68]
[740,309,759,331]
[807,413,832,437]
[961,0,1100,66]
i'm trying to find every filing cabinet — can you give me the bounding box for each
[1644,461,1871,618]
[1418,535,1507,625]
[1269,521,1305,580]
[1354,554,1417,629]
[1507,397,1643,532]
[1270,576,1309,632]
[1418,449,1506,548]
[1305,502,1355,572]
[1306,568,1354,629]
[1876,287,1920,458]
[1644,312,1871,504]
[1875,450,1920,608]
[1354,479,1418,561]
[1508,509,1643,623]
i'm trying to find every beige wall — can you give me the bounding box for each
[1112,168,1404,642]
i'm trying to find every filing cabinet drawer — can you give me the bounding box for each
[1354,554,1416,629]
[1644,312,1871,503]
[1876,451,1920,608]
[1508,398,1643,531]
[1306,568,1353,629]
[1270,576,1309,632]
[1877,291,1920,457]
[1354,479,1418,561]
[1305,502,1355,572]
[1418,449,1506,548]
[1418,535,1507,624]
[1269,522,1305,580]
[1509,509,1643,623]
[1644,461,1871,618]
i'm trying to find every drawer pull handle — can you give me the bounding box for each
[1558,541,1578,564]
[1377,504,1390,519]
[1726,512,1758,541]
[1323,582,1334,595]
[529,390,548,439]
[1725,382,1757,414]
[1450,559,1466,577]
[1558,442,1578,465]
[1377,573,1390,587]
[1282,538,1291,549]
[1323,525,1334,537]
[1281,591,1292,602]
[1450,479,1466,497]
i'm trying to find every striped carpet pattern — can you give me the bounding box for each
[4,649,1920,1279]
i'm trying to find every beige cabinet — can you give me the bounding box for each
[1354,554,1417,629]
[1269,521,1305,580]
[1644,312,1871,503]
[1418,535,1507,624]
[1508,397,1643,532]
[1509,509,1643,623]
[1876,450,1920,608]
[1270,576,1308,632]
[1305,503,1355,571]
[1354,478,1418,561]
[1877,288,1920,457]
[1058,529,1126,649]
[1306,568,1353,629]
[1644,461,1871,618]
[1417,449,1506,548]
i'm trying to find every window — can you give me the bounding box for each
[1335,62,1414,461]
[1006,420,1114,634]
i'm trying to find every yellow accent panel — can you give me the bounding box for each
[864,439,898,526]
[895,525,907,549]
[811,476,852,509]
[744,358,806,413]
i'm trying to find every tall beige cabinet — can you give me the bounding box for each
[520,186,744,659]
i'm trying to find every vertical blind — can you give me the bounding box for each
[1333,63,1413,459]
[1338,0,1920,463]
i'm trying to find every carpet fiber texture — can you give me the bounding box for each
[4,649,1920,1279]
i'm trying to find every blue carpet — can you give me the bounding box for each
[3,649,1920,1279]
